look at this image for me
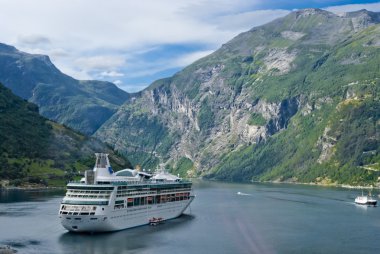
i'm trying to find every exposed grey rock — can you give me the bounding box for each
[281,31,306,41]
[263,49,297,75]
[93,8,380,177]
[317,127,337,163]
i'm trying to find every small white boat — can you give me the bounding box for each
[355,191,377,206]
[237,192,251,196]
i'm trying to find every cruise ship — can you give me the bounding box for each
[58,153,195,232]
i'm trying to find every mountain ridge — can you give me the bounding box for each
[95,8,380,185]
[0,44,130,134]
[0,8,379,185]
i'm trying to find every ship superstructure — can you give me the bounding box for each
[59,153,194,232]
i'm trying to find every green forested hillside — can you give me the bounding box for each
[206,15,380,185]
[0,84,132,187]
[0,9,378,186]
[208,95,380,185]
[96,9,380,186]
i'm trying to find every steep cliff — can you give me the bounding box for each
[95,9,380,185]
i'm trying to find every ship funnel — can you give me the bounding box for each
[93,153,113,179]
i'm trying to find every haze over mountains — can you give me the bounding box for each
[0,43,129,135]
[1,8,379,186]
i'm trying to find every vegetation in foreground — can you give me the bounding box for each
[0,84,132,188]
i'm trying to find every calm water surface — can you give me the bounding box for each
[1,181,380,254]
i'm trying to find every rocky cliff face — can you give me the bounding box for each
[1,9,377,185]
[97,60,302,172]
[95,9,380,185]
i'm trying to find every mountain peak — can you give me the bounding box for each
[0,43,18,53]
[293,8,333,17]
[348,9,373,15]
[343,8,380,20]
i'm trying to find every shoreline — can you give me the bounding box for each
[255,180,379,189]
[2,178,378,191]
[0,186,65,191]
[202,177,379,189]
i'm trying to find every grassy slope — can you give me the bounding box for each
[96,10,380,185]
[0,84,132,187]
[208,25,380,185]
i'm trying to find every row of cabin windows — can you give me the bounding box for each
[68,189,112,193]
[126,193,190,208]
[67,190,112,195]
[116,191,156,197]
[62,200,108,205]
[116,188,191,198]
[117,187,191,193]
[160,188,191,194]
[113,192,191,209]
[116,185,191,191]
[66,194,110,199]
[61,205,96,212]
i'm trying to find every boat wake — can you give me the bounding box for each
[237,192,252,196]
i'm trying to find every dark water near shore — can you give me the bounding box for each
[1,181,380,254]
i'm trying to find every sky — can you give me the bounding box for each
[1,1,380,92]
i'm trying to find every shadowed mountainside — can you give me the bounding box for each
[0,83,131,187]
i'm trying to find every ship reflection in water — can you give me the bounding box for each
[59,214,195,254]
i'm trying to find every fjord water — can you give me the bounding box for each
[1,181,380,254]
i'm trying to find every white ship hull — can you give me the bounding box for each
[59,153,195,233]
[355,191,377,207]
[60,196,194,232]
[355,197,377,206]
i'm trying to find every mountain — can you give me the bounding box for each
[0,44,129,135]
[0,83,132,187]
[95,9,380,186]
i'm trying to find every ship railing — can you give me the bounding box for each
[111,179,192,186]
[158,188,191,193]
[67,179,192,186]
[117,190,157,196]
[66,194,111,199]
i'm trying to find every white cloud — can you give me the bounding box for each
[58,66,93,80]
[118,83,149,93]
[17,47,69,58]
[113,80,123,85]
[2,0,379,92]
[215,9,290,31]
[100,71,125,77]
[325,2,380,13]
[17,34,50,46]
[74,55,125,70]
[0,0,289,91]
[122,50,215,79]
[173,50,215,67]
